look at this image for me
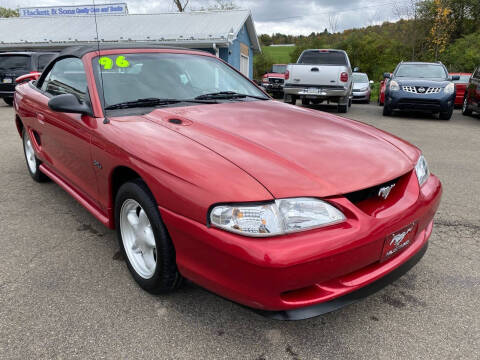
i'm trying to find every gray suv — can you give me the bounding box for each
[0,52,57,106]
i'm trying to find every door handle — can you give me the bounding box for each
[37,113,45,124]
[311,67,319,72]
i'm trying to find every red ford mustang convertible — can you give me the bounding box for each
[14,46,442,319]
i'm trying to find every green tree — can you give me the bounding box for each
[253,52,274,80]
[441,31,480,72]
[0,7,19,17]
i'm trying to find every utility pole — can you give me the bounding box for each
[173,0,189,12]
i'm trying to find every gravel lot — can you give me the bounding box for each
[0,100,479,359]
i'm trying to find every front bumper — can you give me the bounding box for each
[352,90,371,100]
[258,240,429,320]
[387,90,455,112]
[161,172,442,314]
[262,83,284,93]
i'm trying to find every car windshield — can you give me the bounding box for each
[298,51,347,65]
[271,65,286,73]
[352,73,369,83]
[93,52,267,108]
[395,64,447,79]
[0,55,30,71]
[452,75,471,83]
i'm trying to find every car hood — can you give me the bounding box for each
[394,78,450,87]
[143,101,420,198]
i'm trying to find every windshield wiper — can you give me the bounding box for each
[195,91,268,101]
[104,97,216,110]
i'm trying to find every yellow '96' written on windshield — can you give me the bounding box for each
[98,56,130,70]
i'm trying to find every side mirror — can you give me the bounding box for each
[15,72,41,84]
[451,75,460,81]
[353,67,359,72]
[383,72,391,79]
[48,94,92,116]
[369,80,374,84]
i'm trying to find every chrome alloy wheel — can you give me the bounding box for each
[23,132,37,174]
[120,199,157,279]
[463,97,468,113]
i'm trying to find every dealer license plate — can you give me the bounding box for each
[381,222,417,261]
[305,88,322,94]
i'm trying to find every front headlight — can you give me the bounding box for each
[209,198,346,237]
[444,82,455,94]
[360,86,369,91]
[389,80,400,91]
[415,155,430,186]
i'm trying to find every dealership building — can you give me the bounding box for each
[0,7,260,78]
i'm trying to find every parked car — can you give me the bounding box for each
[352,72,372,103]
[284,49,353,113]
[261,64,287,98]
[462,66,480,117]
[377,73,391,106]
[449,72,472,107]
[383,62,459,120]
[15,45,442,319]
[0,51,57,106]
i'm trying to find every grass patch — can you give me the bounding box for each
[262,46,295,64]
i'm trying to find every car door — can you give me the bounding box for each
[35,57,99,206]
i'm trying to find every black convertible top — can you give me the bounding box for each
[58,44,207,58]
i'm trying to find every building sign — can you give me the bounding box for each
[19,3,128,17]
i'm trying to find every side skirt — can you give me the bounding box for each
[39,164,111,228]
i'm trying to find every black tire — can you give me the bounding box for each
[283,94,297,105]
[4,98,13,106]
[439,107,453,120]
[115,179,183,294]
[383,102,393,116]
[348,98,353,107]
[301,98,309,106]
[462,96,472,116]
[22,129,49,182]
[338,103,348,113]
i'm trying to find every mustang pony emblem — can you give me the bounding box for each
[390,226,413,247]
[378,184,395,199]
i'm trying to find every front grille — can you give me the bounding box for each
[269,78,284,85]
[352,89,362,92]
[397,98,441,109]
[345,177,399,204]
[402,86,442,94]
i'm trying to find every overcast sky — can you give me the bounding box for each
[2,0,413,35]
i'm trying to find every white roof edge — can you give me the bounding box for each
[0,10,261,51]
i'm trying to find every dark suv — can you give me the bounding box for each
[383,62,459,120]
[0,52,57,106]
[462,65,480,117]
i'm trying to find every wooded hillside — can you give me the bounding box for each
[255,0,480,80]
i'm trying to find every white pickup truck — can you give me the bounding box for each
[283,49,353,113]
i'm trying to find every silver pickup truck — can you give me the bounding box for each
[283,49,353,113]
